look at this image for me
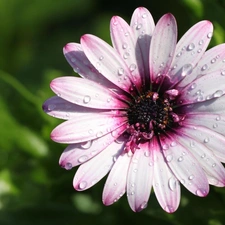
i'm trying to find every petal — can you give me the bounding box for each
[110,16,143,89]
[149,13,177,82]
[179,123,225,162]
[81,34,133,93]
[178,43,225,88]
[63,43,125,91]
[127,141,154,212]
[153,143,180,213]
[175,131,225,187]
[102,152,131,205]
[178,71,225,105]
[43,96,118,120]
[51,113,127,143]
[160,134,209,197]
[50,77,128,109]
[181,95,225,114]
[184,113,225,136]
[130,7,155,85]
[59,126,127,168]
[169,20,213,85]
[73,139,126,191]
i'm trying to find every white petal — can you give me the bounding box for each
[59,127,128,168]
[153,146,180,213]
[51,113,127,143]
[102,152,131,205]
[169,21,213,85]
[149,13,177,82]
[73,139,125,191]
[175,132,225,187]
[50,77,128,109]
[81,34,133,93]
[160,134,209,196]
[127,142,154,212]
[110,16,143,89]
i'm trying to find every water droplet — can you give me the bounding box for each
[99,56,104,61]
[176,52,182,57]
[187,43,195,51]
[123,52,130,59]
[168,177,177,191]
[64,162,72,170]
[211,58,216,64]
[142,13,147,18]
[133,168,138,173]
[201,153,206,158]
[197,48,202,53]
[88,129,93,134]
[204,137,209,143]
[213,123,218,128]
[162,144,169,150]
[212,163,216,167]
[199,40,204,45]
[78,155,88,163]
[213,90,223,98]
[207,32,213,38]
[177,156,183,162]
[188,175,194,180]
[48,104,56,111]
[170,141,177,147]
[140,201,148,209]
[144,151,150,157]
[83,95,91,104]
[190,83,197,90]
[78,181,88,190]
[118,67,124,76]
[80,140,92,149]
[166,154,173,162]
[122,43,127,49]
[221,70,225,76]
[129,63,136,72]
[96,131,103,138]
[216,115,221,121]
[196,188,207,196]
[201,64,208,71]
[136,23,142,30]
[181,64,193,77]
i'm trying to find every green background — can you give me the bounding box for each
[1,0,225,224]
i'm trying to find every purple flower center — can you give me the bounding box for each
[127,89,181,141]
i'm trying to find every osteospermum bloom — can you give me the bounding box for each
[43,7,225,213]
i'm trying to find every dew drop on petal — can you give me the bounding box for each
[221,70,225,76]
[187,43,195,51]
[80,140,92,149]
[162,144,169,150]
[188,175,194,180]
[204,137,209,143]
[177,156,183,162]
[201,64,208,71]
[199,40,204,45]
[140,201,148,209]
[195,188,207,196]
[118,67,124,76]
[78,181,88,190]
[168,177,177,191]
[164,205,174,213]
[181,64,193,77]
[166,154,173,162]
[212,163,216,168]
[78,155,88,163]
[213,90,223,98]
[207,32,213,38]
[48,104,56,111]
[65,162,72,170]
[122,43,127,49]
[129,63,137,72]
[83,95,91,104]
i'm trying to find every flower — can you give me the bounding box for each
[43,7,225,213]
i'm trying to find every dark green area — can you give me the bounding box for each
[1,0,225,224]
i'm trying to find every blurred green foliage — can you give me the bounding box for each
[1,0,225,224]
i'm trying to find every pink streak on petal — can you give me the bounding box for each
[73,139,126,191]
[127,141,154,212]
[149,13,177,83]
[102,152,131,205]
[51,113,127,144]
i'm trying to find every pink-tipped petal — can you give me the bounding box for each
[110,16,143,89]
[180,123,225,163]
[73,139,126,191]
[81,34,133,93]
[59,126,127,168]
[149,13,177,83]
[130,7,155,85]
[178,71,225,105]
[50,77,128,109]
[160,134,209,197]
[178,43,225,88]
[102,152,131,205]
[63,43,124,91]
[169,20,213,85]
[153,144,180,213]
[175,132,225,187]
[51,114,127,143]
[127,141,154,212]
